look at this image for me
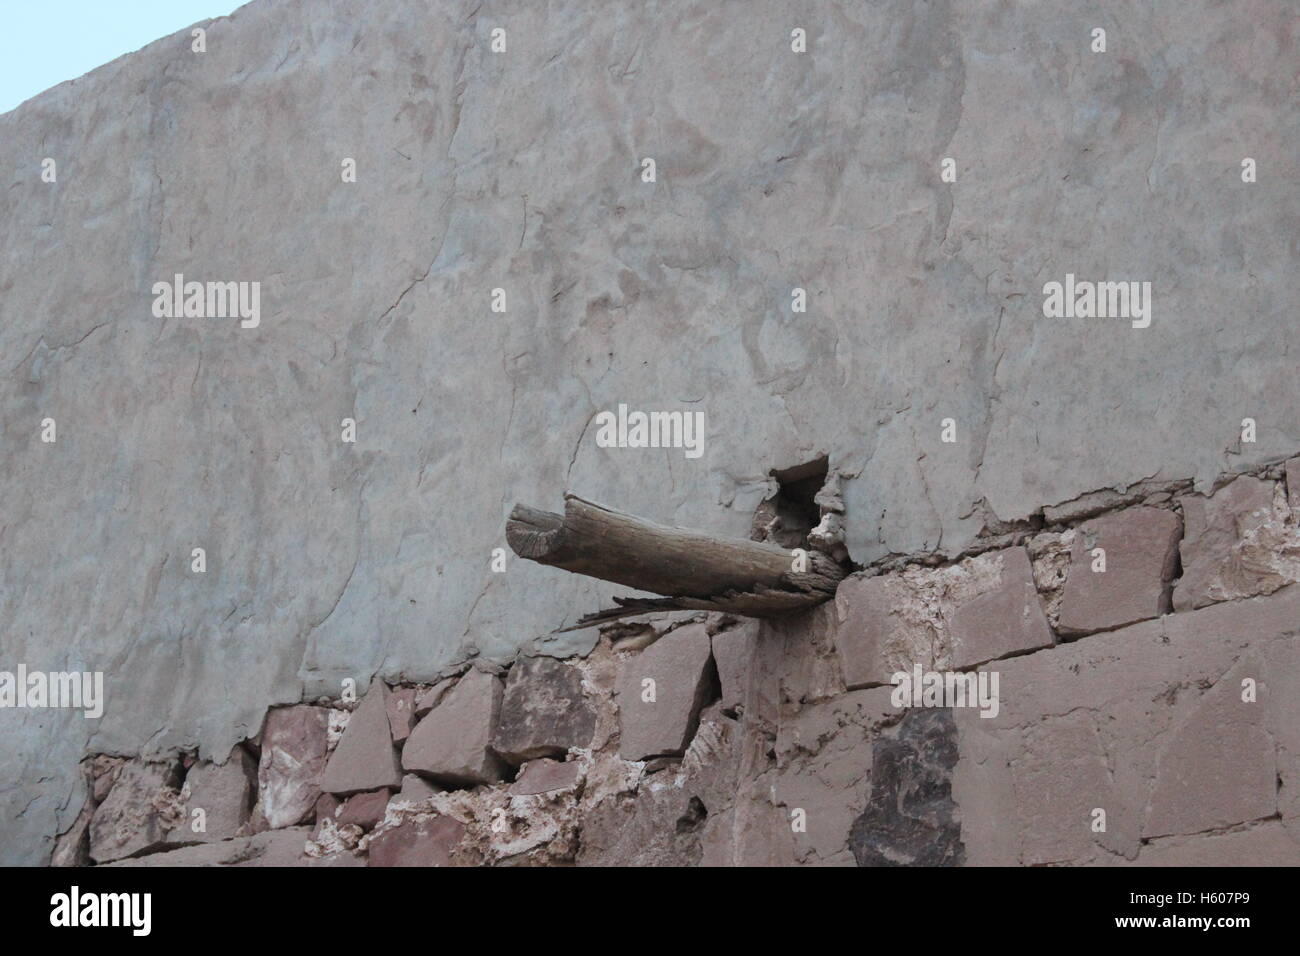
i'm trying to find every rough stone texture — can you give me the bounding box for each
[257,705,331,829]
[385,686,417,743]
[414,679,456,718]
[1057,506,1182,635]
[402,669,507,786]
[168,747,257,844]
[50,799,94,867]
[337,788,394,830]
[367,815,466,867]
[616,622,715,760]
[710,621,761,714]
[577,706,741,867]
[849,708,964,867]
[954,585,1300,866]
[49,537,1300,866]
[509,759,583,796]
[1119,821,1300,867]
[319,682,402,794]
[1287,458,1300,511]
[393,772,442,804]
[105,827,359,867]
[948,548,1054,668]
[1175,476,1299,610]
[834,576,912,688]
[88,760,182,863]
[492,656,597,764]
[90,757,126,803]
[1144,675,1276,839]
[1027,530,1074,629]
[4,0,1296,864]
[834,547,1051,685]
[311,792,341,838]
[773,687,900,865]
[577,788,709,867]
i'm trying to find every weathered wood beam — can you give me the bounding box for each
[506,494,846,629]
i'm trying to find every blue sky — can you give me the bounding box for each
[0,0,249,114]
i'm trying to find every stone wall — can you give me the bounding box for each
[51,458,1300,866]
[3,0,1295,865]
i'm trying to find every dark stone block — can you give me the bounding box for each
[849,708,964,867]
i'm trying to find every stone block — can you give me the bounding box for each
[509,758,582,796]
[953,586,1300,865]
[616,622,714,760]
[320,682,402,794]
[1057,506,1181,636]
[337,788,394,830]
[402,669,507,786]
[835,548,1052,685]
[169,746,257,844]
[386,686,417,743]
[89,759,182,863]
[849,708,963,867]
[1175,476,1285,610]
[492,656,596,764]
[257,705,331,829]
[949,547,1054,667]
[710,621,761,714]
[367,816,465,867]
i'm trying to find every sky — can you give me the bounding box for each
[0,0,249,115]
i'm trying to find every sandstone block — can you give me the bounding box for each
[1144,676,1275,838]
[402,669,507,786]
[337,788,394,830]
[509,758,583,796]
[169,746,257,844]
[492,656,596,764]
[367,816,465,867]
[953,586,1300,865]
[711,621,761,714]
[616,622,714,760]
[833,575,904,688]
[257,705,331,829]
[773,687,897,864]
[414,678,455,717]
[89,759,182,863]
[102,828,357,867]
[948,547,1054,668]
[1174,476,1281,610]
[394,773,442,804]
[1057,506,1181,636]
[386,686,417,743]
[320,682,402,794]
[835,548,1052,685]
[90,756,125,802]
[1131,821,1300,866]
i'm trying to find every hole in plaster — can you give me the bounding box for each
[750,455,829,550]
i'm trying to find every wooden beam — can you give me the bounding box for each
[506,494,846,628]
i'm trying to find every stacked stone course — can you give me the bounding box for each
[53,458,1300,866]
